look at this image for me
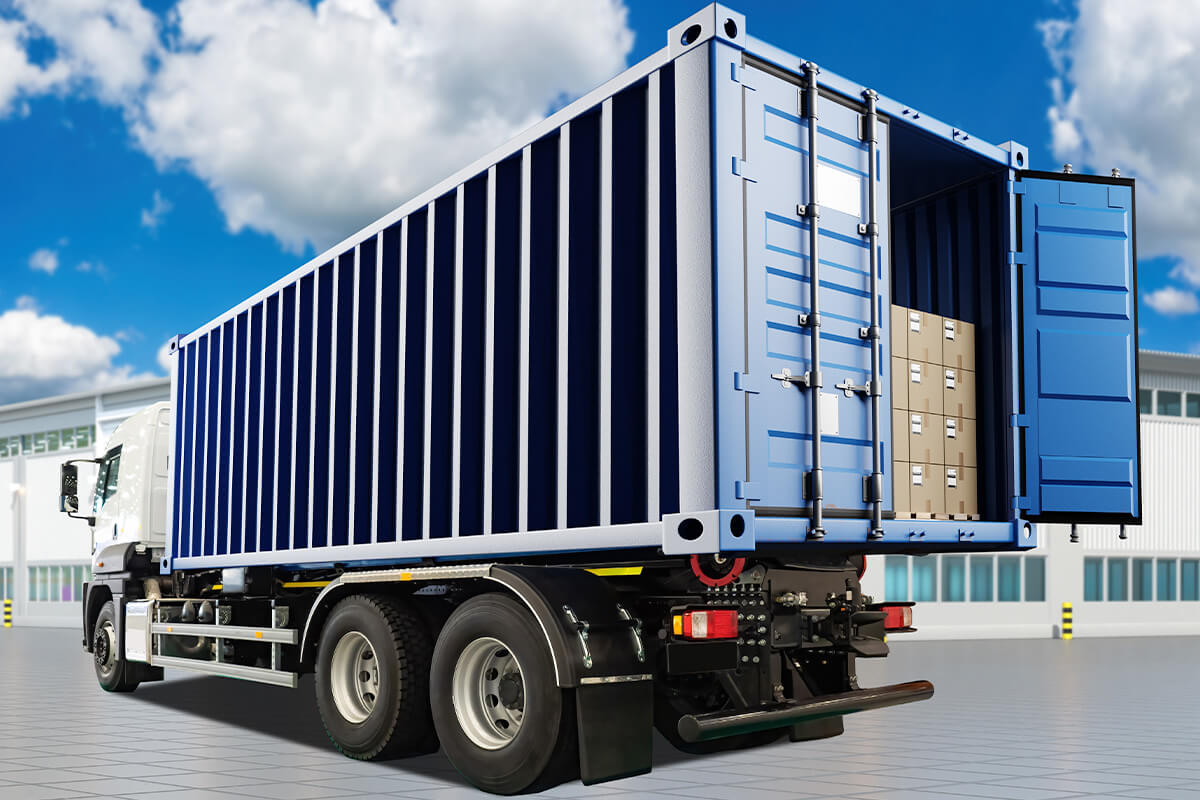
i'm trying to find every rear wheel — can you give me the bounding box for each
[431,593,577,794]
[315,594,435,759]
[93,600,140,693]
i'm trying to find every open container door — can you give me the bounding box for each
[1015,171,1141,524]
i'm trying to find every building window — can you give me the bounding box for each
[1025,556,1046,602]
[970,556,994,602]
[1158,560,1177,601]
[1183,561,1200,601]
[912,557,936,601]
[1138,388,1154,415]
[1132,558,1153,601]
[1187,393,1200,418]
[1157,391,1182,416]
[0,566,10,600]
[884,556,908,601]
[1084,558,1104,601]
[1108,558,1129,601]
[997,558,1021,601]
[942,556,965,602]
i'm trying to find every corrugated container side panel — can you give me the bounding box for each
[658,62,680,517]
[245,305,263,553]
[567,110,602,528]
[401,210,428,542]
[354,237,378,545]
[294,276,314,550]
[611,81,649,526]
[332,250,355,547]
[230,311,248,555]
[529,135,560,531]
[276,284,296,553]
[492,157,522,534]
[259,294,279,553]
[430,196,457,539]
[202,328,221,556]
[311,263,334,548]
[174,342,192,559]
[459,179,488,536]
[377,228,403,543]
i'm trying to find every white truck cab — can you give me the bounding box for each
[78,402,172,575]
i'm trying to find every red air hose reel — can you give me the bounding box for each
[689,554,747,587]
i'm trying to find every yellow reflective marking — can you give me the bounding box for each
[255,631,263,639]
[672,615,683,636]
[400,573,413,581]
[586,567,644,577]
[211,584,223,590]
[281,581,332,588]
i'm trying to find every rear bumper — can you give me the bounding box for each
[677,679,934,742]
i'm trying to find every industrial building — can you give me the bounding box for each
[0,378,170,626]
[1,349,1195,636]
[863,349,1200,638]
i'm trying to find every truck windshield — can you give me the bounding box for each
[92,451,121,514]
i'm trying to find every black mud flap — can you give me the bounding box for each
[576,679,653,785]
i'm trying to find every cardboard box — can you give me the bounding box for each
[943,367,976,420]
[891,356,908,410]
[908,462,945,515]
[908,412,945,465]
[893,461,910,513]
[942,317,975,371]
[892,408,909,463]
[945,466,978,516]
[943,415,977,468]
[891,305,908,359]
[906,361,944,415]
[907,309,942,364]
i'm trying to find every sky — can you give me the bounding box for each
[1,0,1197,405]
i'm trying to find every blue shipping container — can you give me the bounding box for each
[164,4,1141,573]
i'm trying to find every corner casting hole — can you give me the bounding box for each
[678,518,704,541]
[1016,151,1025,167]
[724,18,737,38]
[730,514,745,537]
[681,24,702,46]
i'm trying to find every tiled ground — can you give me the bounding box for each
[3,628,1200,799]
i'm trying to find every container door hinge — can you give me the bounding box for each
[733,372,760,394]
[730,62,758,90]
[835,378,873,398]
[770,367,810,390]
[732,157,757,182]
[735,481,760,501]
[1008,180,1027,195]
[1010,413,1029,428]
[1007,251,1029,266]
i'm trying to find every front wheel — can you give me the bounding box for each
[430,593,577,794]
[93,600,140,693]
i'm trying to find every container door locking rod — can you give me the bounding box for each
[802,62,825,541]
[861,89,885,541]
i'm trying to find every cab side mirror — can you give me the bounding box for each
[59,461,95,523]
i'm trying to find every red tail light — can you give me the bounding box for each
[674,609,739,640]
[881,605,913,630]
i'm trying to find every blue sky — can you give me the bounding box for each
[0,0,1195,404]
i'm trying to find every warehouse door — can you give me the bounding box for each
[1017,173,1141,523]
[742,64,891,517]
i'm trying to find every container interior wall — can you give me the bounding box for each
[888,123,1012,521]
[170,63,683,566]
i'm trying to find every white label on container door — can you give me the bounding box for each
[910,363,922,383]
[909,311,921,332]
[946,468,958,488]
[945,369,957,389]
[820,392,839,436]
[817,162,863,219]
[946,418,957,438]
[944,319,956,340]
[911,465,923,486]
[910,414,922,434]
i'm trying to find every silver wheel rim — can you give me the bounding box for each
[452,636,526,750]
[95,620,117,677]
[330,631,380,724]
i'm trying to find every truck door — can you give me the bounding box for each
[742,63,891,516]
[1015,172,1141,523]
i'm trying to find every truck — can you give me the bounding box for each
[58,4,1142,795]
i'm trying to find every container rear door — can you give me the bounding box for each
[742,64,891,516]
[1017,173,1141,523]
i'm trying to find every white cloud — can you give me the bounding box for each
[140,190,172,230]
[28,248,59,275]
[156,339,173,373]
[0,302,153,404]
[1042,2,1200,281]
[15,295,38,311]
[0,17,71,115]
[1144,286,1199,317]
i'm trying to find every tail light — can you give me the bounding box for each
[881,604,913,630]
[672,609,739,640]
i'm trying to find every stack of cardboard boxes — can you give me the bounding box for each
[891,306,978,518]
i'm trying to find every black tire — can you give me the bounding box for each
[92,600,140,693]
[430,593,578,795]
[315,594,436,760]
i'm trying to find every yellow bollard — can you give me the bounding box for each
[1061,601,1072,640]
[2,598,10,629]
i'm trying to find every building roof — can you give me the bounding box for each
[0,377,171,423]
[1140,349,1200,378]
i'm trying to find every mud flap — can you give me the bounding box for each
[576,680,653,785]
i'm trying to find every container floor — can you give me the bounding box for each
[1,626,1197,799]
